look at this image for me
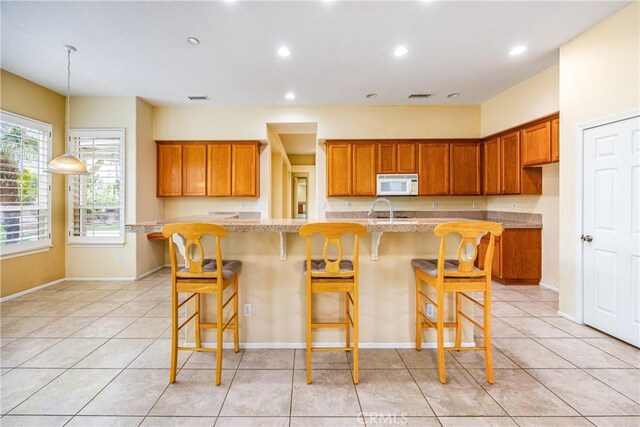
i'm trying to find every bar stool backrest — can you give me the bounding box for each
[162,223,227,277]
[299,222,367,276]
[433,221,503,278]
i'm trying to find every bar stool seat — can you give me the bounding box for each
[178,259,242,279]
[411,259,481,277]
[303,259,354,277]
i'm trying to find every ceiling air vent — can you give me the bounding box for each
[188,95,210,101]
[408,93,434,99]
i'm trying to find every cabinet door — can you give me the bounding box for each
[377,143,397,174]
[232,143,259,196]
[397,142,417,173]
[326,143,352,196]
[207,144,232,196]
[352,143,376,196]
[500,131,521,194]
[182,144,207,196]
[522,121,551,165]
[449,142,481,195]
[483,137,501,195]
[157,144,182,196]
[418,142,450,195]
[551,117,559,162]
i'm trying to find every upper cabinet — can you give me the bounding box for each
[352,142,376,196]
[418,142,449,195]
[521,114,559,166]
[232,143,260,197]
[449,141,481,195]
[157,141,260,197]
[326,141,376,197]
[377,142,416,174]
[157,144,183,197]
[326,142,353,196]
[500,131,521,194]
[483,137,501,195]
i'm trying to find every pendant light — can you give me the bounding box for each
[47,45,88,175]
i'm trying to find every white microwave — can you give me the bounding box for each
[376,174,419,196]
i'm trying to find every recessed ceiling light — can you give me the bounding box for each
[509,45,527,56]
[394,46,408,57]
[187,37,200,46]
[366,93,378,99]
[277,47,292,57]
[285,92,296,100]
[447,92,460,98]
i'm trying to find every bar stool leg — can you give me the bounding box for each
[195,293,202,349]
[345,292,350,349]
[415,273,422,351]
[306,280,312,384]
[436,287,446,384]
[353,283,359,385]
[233,274,239,353]
[455,292,462,349]
[170,282,179,383]
[215,288,223,386]
[484,289,494,384]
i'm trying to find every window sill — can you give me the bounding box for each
[0,246,52,260]
[67,242,126,248]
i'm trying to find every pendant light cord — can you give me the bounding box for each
[66,47,71,153]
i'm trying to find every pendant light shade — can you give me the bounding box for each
[48,44,89,175]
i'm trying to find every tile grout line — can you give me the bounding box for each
[395,348,438,419]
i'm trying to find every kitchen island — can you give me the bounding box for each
[126,214,539,348]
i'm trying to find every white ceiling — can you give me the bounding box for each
[0,1,630,106]
[280,133,317,155]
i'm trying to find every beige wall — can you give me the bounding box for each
[0,70,66,297]
[66,97,138,279]
[480,65,560,287]
[135,98,165,277]
[558,2,640,317]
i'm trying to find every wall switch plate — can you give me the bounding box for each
[431,201,437,209]
[472,201,478,209]
[244,304,252,317]
[117,255,123,265]
[426,304,435,317]
[240,202,246,210]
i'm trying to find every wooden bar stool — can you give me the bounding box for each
[412,221,503,384]
[162,223,241,385]
[299,222,367,384]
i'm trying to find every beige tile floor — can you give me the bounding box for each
[1,269,639,427]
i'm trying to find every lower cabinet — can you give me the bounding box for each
[476,228,542,285]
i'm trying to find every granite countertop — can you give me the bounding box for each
[126,213,540,234]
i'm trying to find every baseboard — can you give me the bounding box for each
[66,276,137,282]
[557,311,578,323]
[183,341,477,349]
[136,265,164,280]
[539,282,559,292]
[0,278,66,303]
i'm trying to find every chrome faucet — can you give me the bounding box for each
[367,197,394,221]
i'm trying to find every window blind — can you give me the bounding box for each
[68,129,125,244]
[0,111,52,256]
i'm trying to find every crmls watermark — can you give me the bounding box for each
[357,412,409,425]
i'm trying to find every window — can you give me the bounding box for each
[0,111,52,257]
[68,129,125,245]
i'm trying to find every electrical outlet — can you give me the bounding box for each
[426,304,435,317]
[346,202,352,209]
[117,255,123,265]
[240,202,246,210]
[244,304,252,317]
[431,201,437,209]
[321,201,326,210]
[512,202,517,208]
[472,201,478,209]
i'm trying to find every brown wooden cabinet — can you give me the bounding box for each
[232,143,260,197]
[476,228,542,285]
[551,117,559,162]
[500,132,521,194]
[326,142,353,196]
[157,141,260,197]
[182,144,207,196]
[483,137,501,195]
[449,141,481,195]
[352,142,376,196]
[418,142,450,195]
[377,142,416,174]
[157,144,183,197]
[522,120,552,166]
[207,144,232,196]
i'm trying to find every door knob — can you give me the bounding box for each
[581,234,593,242]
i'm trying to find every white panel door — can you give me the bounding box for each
[583,115,640,346]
